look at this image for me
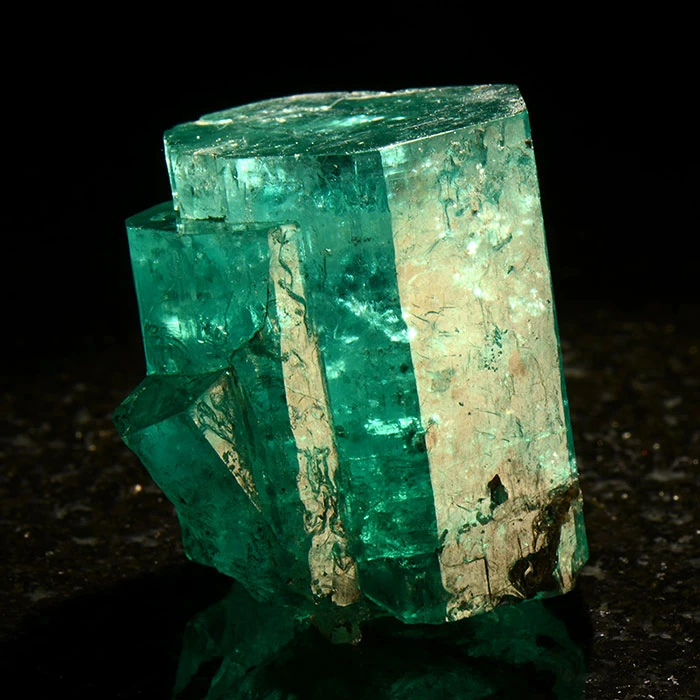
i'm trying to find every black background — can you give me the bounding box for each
[5,30,694,367]
[3,23,698,699]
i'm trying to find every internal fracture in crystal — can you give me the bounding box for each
[114,85,588,630]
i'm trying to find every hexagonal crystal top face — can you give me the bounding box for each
[165,85,526,158]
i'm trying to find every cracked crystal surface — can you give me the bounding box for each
[115,85,588,631]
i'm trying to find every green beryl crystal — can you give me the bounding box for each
[114,85,588,633]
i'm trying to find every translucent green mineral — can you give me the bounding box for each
[114,85,588,633]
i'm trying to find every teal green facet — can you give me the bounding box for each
[113,370,309,602]
[125,204,272,375]
[116,85,587,632]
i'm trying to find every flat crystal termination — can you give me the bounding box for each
[115,85,588,632]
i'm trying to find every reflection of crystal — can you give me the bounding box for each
[115,86,588,631]
[174,581,586,700]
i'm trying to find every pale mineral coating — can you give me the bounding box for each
[269,224,360,607]
[117,86,587,627]
[381,114,587,618]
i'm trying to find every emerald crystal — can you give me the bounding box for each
[114,85,588,632]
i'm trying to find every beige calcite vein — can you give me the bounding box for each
[269,224,360,606]
[191,373,262,512]
[382,116,580,620]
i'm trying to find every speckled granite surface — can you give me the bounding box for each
[1,301,698,698]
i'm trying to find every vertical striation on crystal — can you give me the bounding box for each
[115,85,587,631]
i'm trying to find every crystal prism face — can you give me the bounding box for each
[125,205,272,375]
[115,85,588,628]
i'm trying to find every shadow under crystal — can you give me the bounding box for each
[175,580,588,700]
